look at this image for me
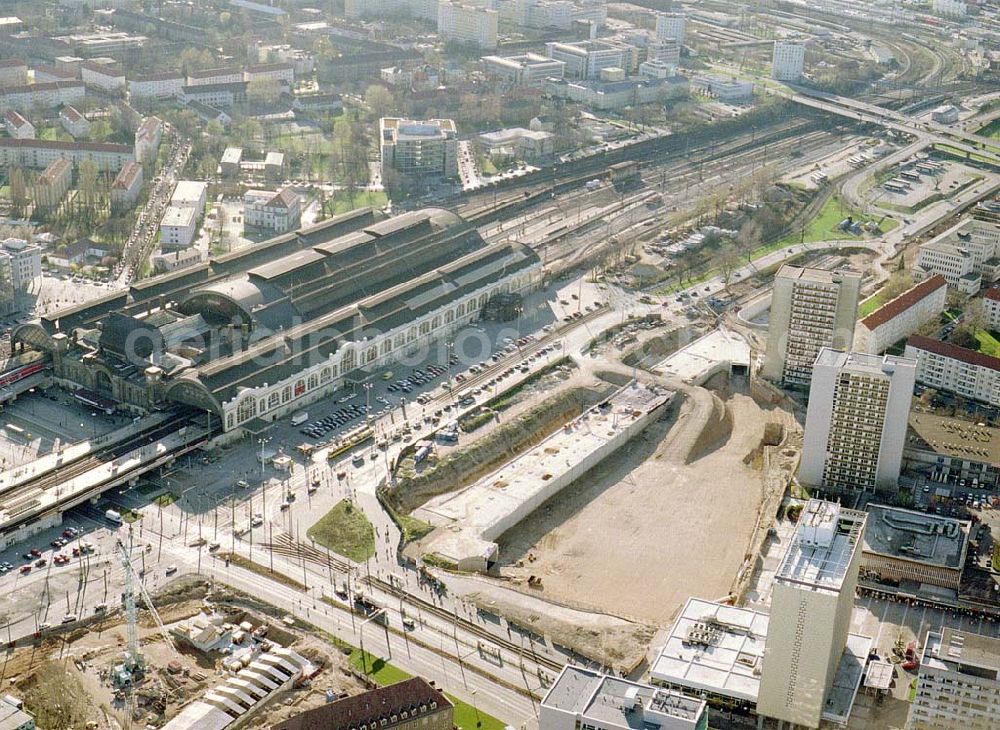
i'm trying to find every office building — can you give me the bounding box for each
[772,40,806,81]
[854,275,947,354]
[931,0,967,17]
[757,500,868,729]
[545,40,635,79]
[905,334,1000,408]
[438,2,499,49]
[243,188,301,234]
[541,665,708,730]
[480,52,566,86]
[0,238,41,293]
[478,127,554,160]
[159,206,198,248]
[380,118,458,178]
[909,628,1000,729]
[904,411,1000,488]
[761,265,862,388]
[648,39,681,67]
[32,158,73,214]
[799,349,916,493]
[861,505,969,591]
[691,75,753,102]
[273,677,452,730]
[655,12,686,44]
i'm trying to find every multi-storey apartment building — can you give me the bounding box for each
[111,160,143,211]
[379,117,458,178]
[438,2,498,49]
[799,349,916,493]
[0,238,41,293]
[655,12,686,43]
[761,265,861,388]
[128,71,184,100]
[772,40,806,81]
[0,139,133,173]
[905,334,1000,407]
[757,500,867,729]
[79,61,126,94]
[32,158,73,214]
[854,274,947,354]
[909,628,1000,729]
[2,111,33,140]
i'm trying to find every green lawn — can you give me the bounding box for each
[348,650,505,730]
[777,195,896,246]
[328,190,387,215]
[858,292,887,318]
[479,157,498,175]
[974,329,1000,358]
[396,512,435,543]
[980,118,1000,141]
[307,499,375,563]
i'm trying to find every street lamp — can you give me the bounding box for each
[472,689,481,728]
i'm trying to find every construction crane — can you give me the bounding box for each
[114,530,177,687]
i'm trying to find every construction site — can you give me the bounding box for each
[1,572,368,730]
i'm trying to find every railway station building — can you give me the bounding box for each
[13,207,542,437]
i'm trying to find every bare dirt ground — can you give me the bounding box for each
[494,376,798,627]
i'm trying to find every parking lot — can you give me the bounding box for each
[0,390,123,470]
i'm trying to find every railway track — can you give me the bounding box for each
[0,410,196,510]
[263,533,563,671]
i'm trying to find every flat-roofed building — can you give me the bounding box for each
[478,127,554,161]
[159,205,198,248]
[380,117,458,179]
[905,334,1000,408]
[111,160,143,211]
[904,411,1000,488]
[861,504,969,591]
[909,628,1000,729]
[762,265,862,388]
[480,52,565,86]
[0,237,41,293]
[545,40,635,79]
[655,12,686,43]
[437,2,498,50]
[855,275,947,354]
[542,665,708,730]
[800,349,916,493]
[757,500,869,729]
[772,39,806,81]
[650,597,769,712]
[220,147,243,178]
[264,151,284,183]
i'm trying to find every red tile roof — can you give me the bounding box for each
[984,287,1000,302]
[271,678,451,730]
[907,334,1000,373]
[861,275,947,330]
